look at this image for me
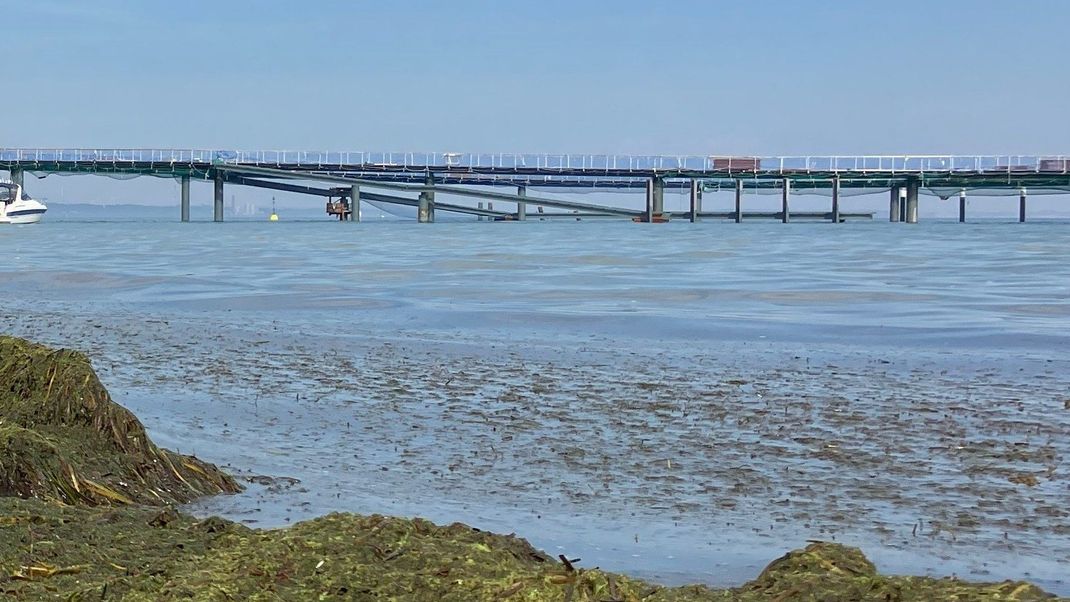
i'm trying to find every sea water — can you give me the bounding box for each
[1,217,1068,593]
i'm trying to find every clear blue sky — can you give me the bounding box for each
[5,0,1069,154]
[3,0,1069,213]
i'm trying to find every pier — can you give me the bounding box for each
[3,150,1068,223]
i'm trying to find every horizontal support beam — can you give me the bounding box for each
[695,211,873,220]
[8,161,1068,198]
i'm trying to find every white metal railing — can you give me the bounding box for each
[0,149,1068,175]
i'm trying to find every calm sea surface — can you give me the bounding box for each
[2,218,1069,593]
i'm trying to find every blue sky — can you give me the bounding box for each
[2,0,1069,212]
[6,0,1070,153]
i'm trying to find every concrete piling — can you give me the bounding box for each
[418,192,429,222]
[1019,188,1027,222]
[180,175,190,222]
[889,187,900,222]
[477,202,484,221]
[831,176,841,223]
[735,179,743,223]
[418,174,435,223]
[959,189,966,223]
[688,179,701,222]
[781,178,790,223]
[350,184,360,222]
[516,186,527,220]
[427,177,436,222]
[905,180,919,224]
[213,173,224,222]
[652,177,665,216]
[644,178,654,223]
[10,168,23,188]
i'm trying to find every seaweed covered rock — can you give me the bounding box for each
[738,542,1053,602]
[0,336,239,506]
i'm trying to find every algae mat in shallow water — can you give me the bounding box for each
[0,335,1059,600]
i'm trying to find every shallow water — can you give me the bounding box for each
[2,218,1069,593]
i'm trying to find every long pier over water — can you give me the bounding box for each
[3,149,1068,223]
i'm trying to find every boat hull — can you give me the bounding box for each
[6,208,46,224]
[0,199,47,224]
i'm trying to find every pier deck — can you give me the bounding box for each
[3,149,1067,223]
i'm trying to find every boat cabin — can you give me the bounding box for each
[0,182,26,204]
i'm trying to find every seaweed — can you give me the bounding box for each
[0,499,1057,601]
[736,542,1053,601]
[0,336,239,506]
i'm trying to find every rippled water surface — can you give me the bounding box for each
[2,219,1069,593]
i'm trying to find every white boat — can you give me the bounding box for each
[0,181,47,224]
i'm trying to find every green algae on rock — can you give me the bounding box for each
[0,335,239,505]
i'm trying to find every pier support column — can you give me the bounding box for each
[516,186,527,220]
[350,184,361,222]
[418,192,432,222]
[889,187,901,222]
[905,180,919,224]
[180,175,190,222]
[959,189,966,223]
[1019,188,1027,222]
[652,177,665,217]
[213,173,224,222]
[427,176,435,222]
[477,202,484,221]
[644,178,654,223]
[831,176,841,223]
[688,180,701,222]
[10,168,23,188]
[418,175,435,223]
[781,178,790,223]
[734,179,743,223]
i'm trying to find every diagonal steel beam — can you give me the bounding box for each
[214,163,638,217]
[226,175,333,197]
[231,175,509,218]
